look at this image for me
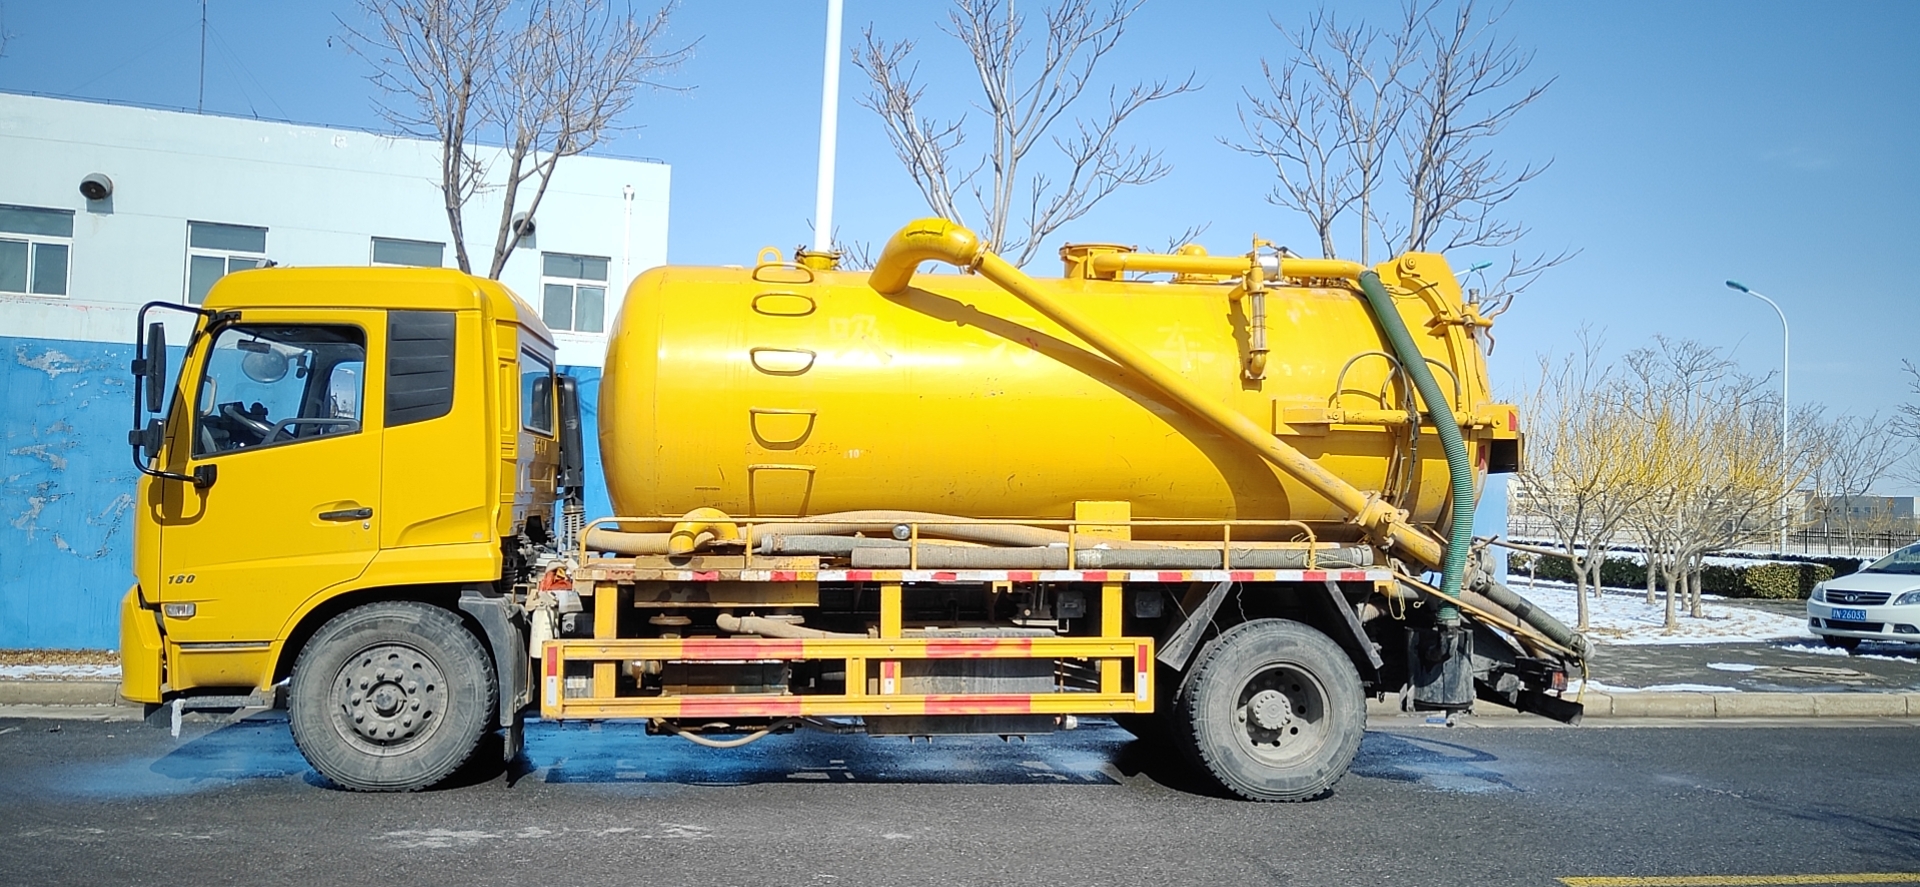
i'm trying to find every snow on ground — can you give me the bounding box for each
[1566,679,1740,694]
[1508,579,1814,645]
[1770,639,1920,661]
[0,664,120,681]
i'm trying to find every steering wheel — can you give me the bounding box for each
[221,403,275,441]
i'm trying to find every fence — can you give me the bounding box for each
[1503,513,1916,560]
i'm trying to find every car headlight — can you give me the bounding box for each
[1894,590,1920,607]
[1811,583,1826,603]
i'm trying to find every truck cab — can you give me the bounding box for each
[121,268,564,781]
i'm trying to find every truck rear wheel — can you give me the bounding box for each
[1176,618,1364,801]
[288,601,497,792]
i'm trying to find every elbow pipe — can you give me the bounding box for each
[582,507,743,556]
[669,507,741,556]
[869,218,984,296]
[869,218,1448,571]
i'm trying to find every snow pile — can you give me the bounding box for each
[1508,580,1814,645]
[1772,640,1920,661]
[1567,679,1740,694]
[0,663,121,681]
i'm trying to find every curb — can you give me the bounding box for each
[0,680,127,707]
[1365,691,1920,721]
[5,680,1920,720]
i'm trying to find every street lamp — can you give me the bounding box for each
[1725,279,1790,552]
[812,0,845,254]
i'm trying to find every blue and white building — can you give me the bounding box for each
[0,93,670,648]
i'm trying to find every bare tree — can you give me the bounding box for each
[1512,331,1651,631]
[854,0,1196,268]
[1897,360,1920,487]
[1812,413,1908,554]
[1229,5,1420,261]
[1619,338,1826,626]
[341,0,690,278]
[1235,1,1566,317]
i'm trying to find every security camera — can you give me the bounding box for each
[79,173,114,201]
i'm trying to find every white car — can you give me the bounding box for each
[1807,542,1920,650]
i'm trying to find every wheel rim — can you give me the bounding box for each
[1230,661,1330,768]
[330,643,446,753]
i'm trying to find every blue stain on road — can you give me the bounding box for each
[20,713,1513,800]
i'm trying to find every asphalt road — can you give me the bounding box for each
[2,712,1917,887]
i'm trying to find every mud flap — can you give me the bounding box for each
[457,588,529,738]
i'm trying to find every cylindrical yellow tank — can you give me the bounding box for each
[600,246,1498,540]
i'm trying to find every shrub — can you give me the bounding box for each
[1700,564,1741,595]
[1504,549,1833,600]
[1740,563,1800,599]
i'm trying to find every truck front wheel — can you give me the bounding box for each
[1176,618,1364,801]
[288,601,497,792]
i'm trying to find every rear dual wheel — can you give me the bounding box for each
[1176,618,1365,802]
[288,601,496,792]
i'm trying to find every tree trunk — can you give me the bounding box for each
[1662,566,1679,633]
[1644,553,1658,605]
[1688,555,1705,618]
[1570,549,1591,631]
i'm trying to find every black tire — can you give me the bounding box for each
[1175,618,1365,802]
[1822,635,1861,652]
[288,601,496,792]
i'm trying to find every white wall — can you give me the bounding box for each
[0,93,670,368]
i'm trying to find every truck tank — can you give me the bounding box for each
[599,237,1514,543]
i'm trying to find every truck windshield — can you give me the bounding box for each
[1861,544,1920,576]
[193,323,366,456]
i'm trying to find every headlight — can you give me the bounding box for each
[1811,583,1826,603]
[1894,590,1920,606]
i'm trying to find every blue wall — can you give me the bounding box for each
[1,335,611,650]
[1,336,140,648]
[560,366,614,522]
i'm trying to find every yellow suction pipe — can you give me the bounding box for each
[869,218,1446,570]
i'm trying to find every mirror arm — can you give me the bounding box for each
[130,301,229,486]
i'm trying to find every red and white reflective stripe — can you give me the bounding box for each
[632,568,1390,583]
[880,660,898,695]
[542,643,560,708]
[728,569,1391,584]
[1135,644,1151,702]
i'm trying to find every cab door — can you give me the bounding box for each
[156,310,385,687]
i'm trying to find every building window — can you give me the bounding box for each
[541,252,609,333]
[371,237,445,268]
[0,204,76,297]
[186,221,268,304]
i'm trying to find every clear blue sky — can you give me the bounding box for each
[5,1,1916,490]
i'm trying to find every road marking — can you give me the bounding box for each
[1561,875,1920,886]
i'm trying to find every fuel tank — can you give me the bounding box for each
[599,244,1507,540]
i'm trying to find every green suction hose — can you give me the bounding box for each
[1357,270,1474,623]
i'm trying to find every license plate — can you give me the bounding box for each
[1832,608,1868,621]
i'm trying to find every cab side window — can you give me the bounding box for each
[193,324,367,456]
[521,350,554,437]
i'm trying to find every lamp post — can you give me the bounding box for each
[812,0,845,253]
[1725,280,1790,552]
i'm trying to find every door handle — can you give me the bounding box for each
[319,507,373,522]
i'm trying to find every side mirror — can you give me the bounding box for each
[143,322,167,412]
[128,419,164,464]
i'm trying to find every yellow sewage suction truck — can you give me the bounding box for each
[119,218,1588,801]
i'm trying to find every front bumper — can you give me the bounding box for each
[118,585,166,704]
[1806,601,1920,643]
